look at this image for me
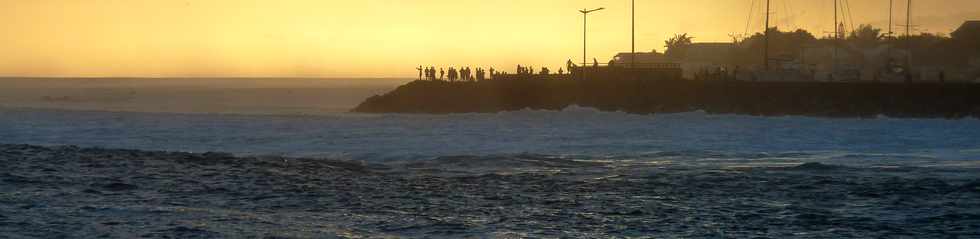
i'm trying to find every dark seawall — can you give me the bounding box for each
[353,78,980,118]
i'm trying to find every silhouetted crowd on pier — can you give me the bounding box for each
[419,66,491,81]
[417,65,570,82]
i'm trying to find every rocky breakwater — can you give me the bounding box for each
[354,79,980,118]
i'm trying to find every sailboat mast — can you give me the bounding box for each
[764,0,770,70]
[834,0,838,74]
[887,0,893,62]
[889,0,893,36]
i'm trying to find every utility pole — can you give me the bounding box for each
[906,0,912,81]
[631,0,635,70]
[580,7,605,81]
[764,0,770,71]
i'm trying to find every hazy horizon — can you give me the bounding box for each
[3,0,979,78]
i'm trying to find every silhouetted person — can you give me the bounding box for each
[417,66,423,80]
[558,67,564,75]
[440,68,445,80]
[540,67,550,75]
[593,58,599,74]
[489,67,495,79]
[448,67,456,82]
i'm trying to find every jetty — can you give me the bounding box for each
[355,1,980,118]
[353,75,980,118]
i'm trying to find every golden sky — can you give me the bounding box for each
[2,0,978,78]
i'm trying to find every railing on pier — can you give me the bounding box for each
[568,63,684,80]
[417,63,684,82]
[567,62,679,68]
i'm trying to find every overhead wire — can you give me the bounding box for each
[744,0,758,37]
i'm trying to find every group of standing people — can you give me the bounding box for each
[516,65,536,75]
[517,65,564,76]
[417,64,579,82]
[516,65,567,76]
[417,66,494,82]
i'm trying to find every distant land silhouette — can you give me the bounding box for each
[355,23,980,118]
[353,78,980,118]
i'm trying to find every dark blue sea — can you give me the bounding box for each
[1,78,978,237]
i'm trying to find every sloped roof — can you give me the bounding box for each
[614,51,664,58]
[953,21,980,35]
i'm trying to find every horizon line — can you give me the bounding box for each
[0,76,415,80]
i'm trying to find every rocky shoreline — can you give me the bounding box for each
[2,144,979,238]
[354,79,980,118]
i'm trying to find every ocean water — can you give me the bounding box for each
[2,106,980,167]
[2,77,978,167]
[2,78,980,237]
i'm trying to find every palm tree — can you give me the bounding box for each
[848,24,884,48]
[665,33,694,59]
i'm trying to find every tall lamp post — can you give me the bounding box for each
[906,0,912,81]
[631,0,635,70]
[580,7,605,80]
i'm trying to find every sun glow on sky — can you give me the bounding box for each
[2,0,978,78]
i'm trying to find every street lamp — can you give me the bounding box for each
[580,7,604,80]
